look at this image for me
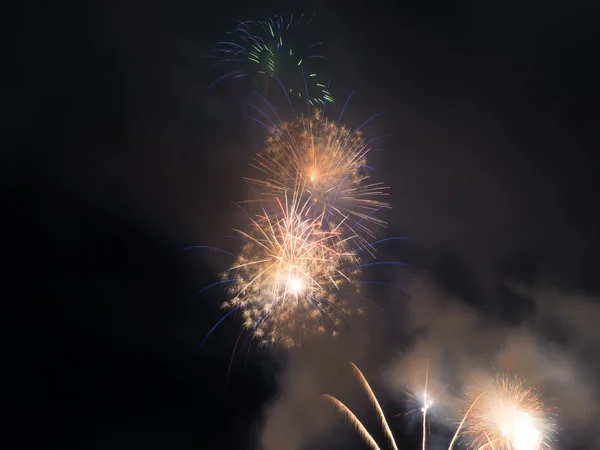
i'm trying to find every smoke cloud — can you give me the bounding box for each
[258,333,377,450]
[258,274,600,449]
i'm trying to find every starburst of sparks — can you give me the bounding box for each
[461,374,555,450]
[245,110,390,246]
[208,14,334,106]
[221,193,361,348]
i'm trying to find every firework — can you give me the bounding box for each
[198,16,398,350]
[221,193,361,348]
[245,110,390,246]
[208,13,333,106]
[461,374,554,450]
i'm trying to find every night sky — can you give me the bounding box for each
[6,1,600,449]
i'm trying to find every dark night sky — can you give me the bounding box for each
[5,1,600,449]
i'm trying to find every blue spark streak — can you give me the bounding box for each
[200,306,241,348]
[179,245,236,257]
[196,279,239,296]
[361,281,411,296]
[337,90,355,125]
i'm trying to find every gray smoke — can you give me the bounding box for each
[384,276,600,448]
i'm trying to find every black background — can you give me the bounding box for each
[5,1,600,448]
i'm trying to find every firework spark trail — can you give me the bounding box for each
[323,394,382,450]
[448,392,488,450]
[324,362,398,450]
[350,362,399,450]
[391,362,437,449]
[422,360,432,450]
[461,374,554,450]
[221,190,362,347]
[245,110,391,247]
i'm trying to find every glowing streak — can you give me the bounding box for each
[350,362,399,450]
[422,360,431,450]
[484,432,498,450]
[447,391,488,450]
[323,394,382,450]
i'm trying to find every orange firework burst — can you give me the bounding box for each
[245,110,390,245]
[222,193,361,348]
[461,374,555,450]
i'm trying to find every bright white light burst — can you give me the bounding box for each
[462,373,554,450]
[288,276,304,296]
